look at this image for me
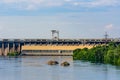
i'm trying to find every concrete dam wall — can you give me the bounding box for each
[22,44,95,56]
[0,38,120,56]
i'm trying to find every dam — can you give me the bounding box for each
[0,38,120,56]
[0,30,120,56]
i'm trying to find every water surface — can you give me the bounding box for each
[0,56,120,80]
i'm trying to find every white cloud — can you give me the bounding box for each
[0,0,120,10]
[64,0,72,2]
[25,4,36,10]
[1,0,63,5]
[1,0,64,10]
[1,0,44,4]
[73,0,119,7]
[105,24,114,30]
[90,0,119,7]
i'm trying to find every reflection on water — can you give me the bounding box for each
[0,56,120,80]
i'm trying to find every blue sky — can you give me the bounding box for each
[0,0,120,39]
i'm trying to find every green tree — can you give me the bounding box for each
[73,42,120,66]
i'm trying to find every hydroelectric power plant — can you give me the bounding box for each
[0,30,120,56]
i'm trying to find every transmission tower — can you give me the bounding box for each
[104,32,109,40]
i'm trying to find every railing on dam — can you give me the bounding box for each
[22,50,73,56]
[0,38,120,56]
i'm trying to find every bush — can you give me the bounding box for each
[7,52,20,56]
[73,42,120,66]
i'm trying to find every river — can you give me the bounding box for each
[0,56,120,80]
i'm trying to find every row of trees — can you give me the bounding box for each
[73,42,120,66]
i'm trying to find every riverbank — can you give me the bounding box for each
[73,42,120,66]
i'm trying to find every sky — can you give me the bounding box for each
[0,0,120,39]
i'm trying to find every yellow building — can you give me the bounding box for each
[22,44,95,56]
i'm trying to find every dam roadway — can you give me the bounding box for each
[0,38,120,56]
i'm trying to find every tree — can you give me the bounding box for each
[73,42,120,66]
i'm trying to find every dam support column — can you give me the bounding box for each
[9,43,15,53]
[0,42,2,56]
[2,43,4,56]
[17,43,21,53]
[4,43,9,56]
[0,48,2,56]
[12,43,15,52]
